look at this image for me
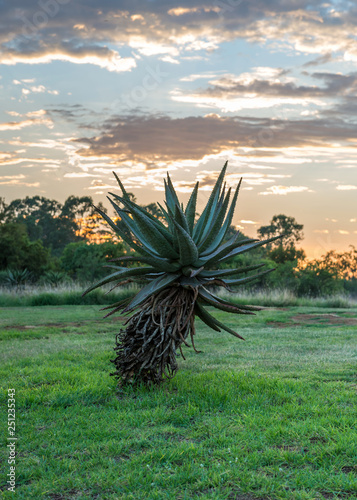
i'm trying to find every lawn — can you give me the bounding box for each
[0,304,356,500]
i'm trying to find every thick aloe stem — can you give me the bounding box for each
[110,287,198,385]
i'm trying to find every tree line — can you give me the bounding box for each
[0,195,356,296]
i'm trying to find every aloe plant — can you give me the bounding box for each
[5,268,32,289]
[84,162,278,385]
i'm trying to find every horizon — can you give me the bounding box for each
[1,0,356,258]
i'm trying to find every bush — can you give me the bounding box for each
[0,223,51,277]
[0,270,8,285]
[4,268,33,288]
[60,241,125,283]
[295,265,344,297]
[343,277,357,297]
[39,271,71,286]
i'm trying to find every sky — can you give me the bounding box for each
[0,0,356,258]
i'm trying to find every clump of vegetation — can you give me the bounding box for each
[84,162,279,385]
[4,268,33,289]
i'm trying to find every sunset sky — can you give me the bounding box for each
[0,0,356,257]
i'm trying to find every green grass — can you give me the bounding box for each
[0,284,138,307]
[0,305,356,500]
[0,284,356,308]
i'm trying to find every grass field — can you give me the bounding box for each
[0,304,356,500]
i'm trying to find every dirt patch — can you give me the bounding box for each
[341,465,357,474]
[2,317,127,331]
[309,436,328,443]
[267,313,357,328]
[292,313,357,325]
[319,492,355,499]
[266,321,291,328]
[3,322,79,330]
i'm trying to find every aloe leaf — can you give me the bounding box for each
[185,181,198,234]
[218,235,282,263]
[195,237,257,267]
[200,179,242,256]
[158,202,179,248]
[109,195,174,248]
[198,187,231,252]
[171,218,199,266]
[195,301,246,339]
[198,181,226,244]
[174,204,190,233]
[167,173,181,205]
[164,174,180,213]
[110,194,179,260]
[222,267,275,286]
[94,205,152,256]
[194,302,221,332]
[206,308,246,340]
[123,273,180,312]
[193,161,227,243]
[83,266,156,296]
[104,264,163,277]
[107,197,165,258]
[199,263,265,278]
[100,298,132,311]
[112,171,131,200]
[198,287,255,315]
[108,256,181,273]
[110,191,173,244]
[179,276,200,288]
[198,288,262,312]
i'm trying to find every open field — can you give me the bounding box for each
[0,305,357,500]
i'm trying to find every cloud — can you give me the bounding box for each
[172,70,357,112]
[0,115,53,131]
[302,53,334,67]
[72,113,357,168]
[1,45,136,73]
[0,149,59,167]
[64,172,101,178]
[259,185,312,195]
[0,174,25,180]
[0,174,40,187]
[2,1,356,72]
[12,80,60,96]
[336,184,357,190]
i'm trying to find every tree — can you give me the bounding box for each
[318,246,357,280]
[2,195,110,255]
[4,196,79,255]
[258,214,304,248]
[295,260,343,297]
[0,223,51,276]
[0,197,7,224]
[84,163,276,385]
[257,214,305,263]
[61,241,125,282]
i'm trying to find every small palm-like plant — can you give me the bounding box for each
[41,271,69,286]
[84,162,279,385]
[5,268,33,289]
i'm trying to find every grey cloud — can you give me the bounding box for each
[0,0,353,66]
[47,104,102,122]
[302,53,334,67]
[73,113,357,166]
[190,71,357,100]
